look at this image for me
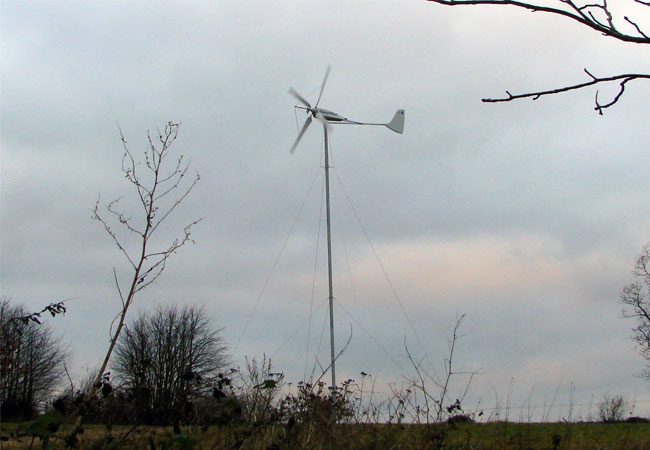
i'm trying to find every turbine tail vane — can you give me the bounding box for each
[385,109,405,134]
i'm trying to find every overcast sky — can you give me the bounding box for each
[2,0,650,420]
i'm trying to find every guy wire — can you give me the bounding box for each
[234,165,322,353]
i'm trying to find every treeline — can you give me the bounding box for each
[1,298,234,425]
[1,297,358,429]
[1,299,70,420]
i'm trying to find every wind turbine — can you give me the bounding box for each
[289,67,404,397]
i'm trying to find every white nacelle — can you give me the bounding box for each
[316,108,347,122]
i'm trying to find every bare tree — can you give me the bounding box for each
[397,314,482,424]
[0,297,70,420]
[598,393,629,422]
[426,0,650,113]
[112,304,227,425]
[620,241,650,379]
[70,122,200,435]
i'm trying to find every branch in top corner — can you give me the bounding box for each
[481,72,650,114]
[425,0,650,44]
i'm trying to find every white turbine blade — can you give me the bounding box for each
[290,116,312,154]
[315,65,331,108]
[289,88,311,108]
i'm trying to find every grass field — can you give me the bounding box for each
[2,420,650,449]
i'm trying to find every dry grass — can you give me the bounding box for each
[2,421,649,449]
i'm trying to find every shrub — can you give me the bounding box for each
[598,394,629,422]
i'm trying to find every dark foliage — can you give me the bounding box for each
[626,416,650,423]
[278,379,356,426]
[6,301,66,327]
[447,414,474,425]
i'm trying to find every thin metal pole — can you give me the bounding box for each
[323,123,336,400]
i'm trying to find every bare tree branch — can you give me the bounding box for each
[2,300,68,329]
[427,0,650,112]
[483,72,650,114]
[426,0,650,43]
[92,197,137,269]
[69,121,200,443]
[113,267,125,308]
[625,16,650,39]
[150,175,201,235]
[314,325,353,388]
[402,314,483,423]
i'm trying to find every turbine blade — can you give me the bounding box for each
[289,88,311,108]
[290,116,312,154]
[315,65,331,108]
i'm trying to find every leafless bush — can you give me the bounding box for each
[112,304,227,425]
[598,394,629,422]
[399,314,482,424]
[231,355,284,424]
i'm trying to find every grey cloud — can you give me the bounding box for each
[2,0,649,417]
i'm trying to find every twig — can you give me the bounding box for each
[426,0,650,43]
[314,325,353,388]
[3,300,69,329]
[426,1,650,112]
[483,72,650,113]
[69,122,200,443]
